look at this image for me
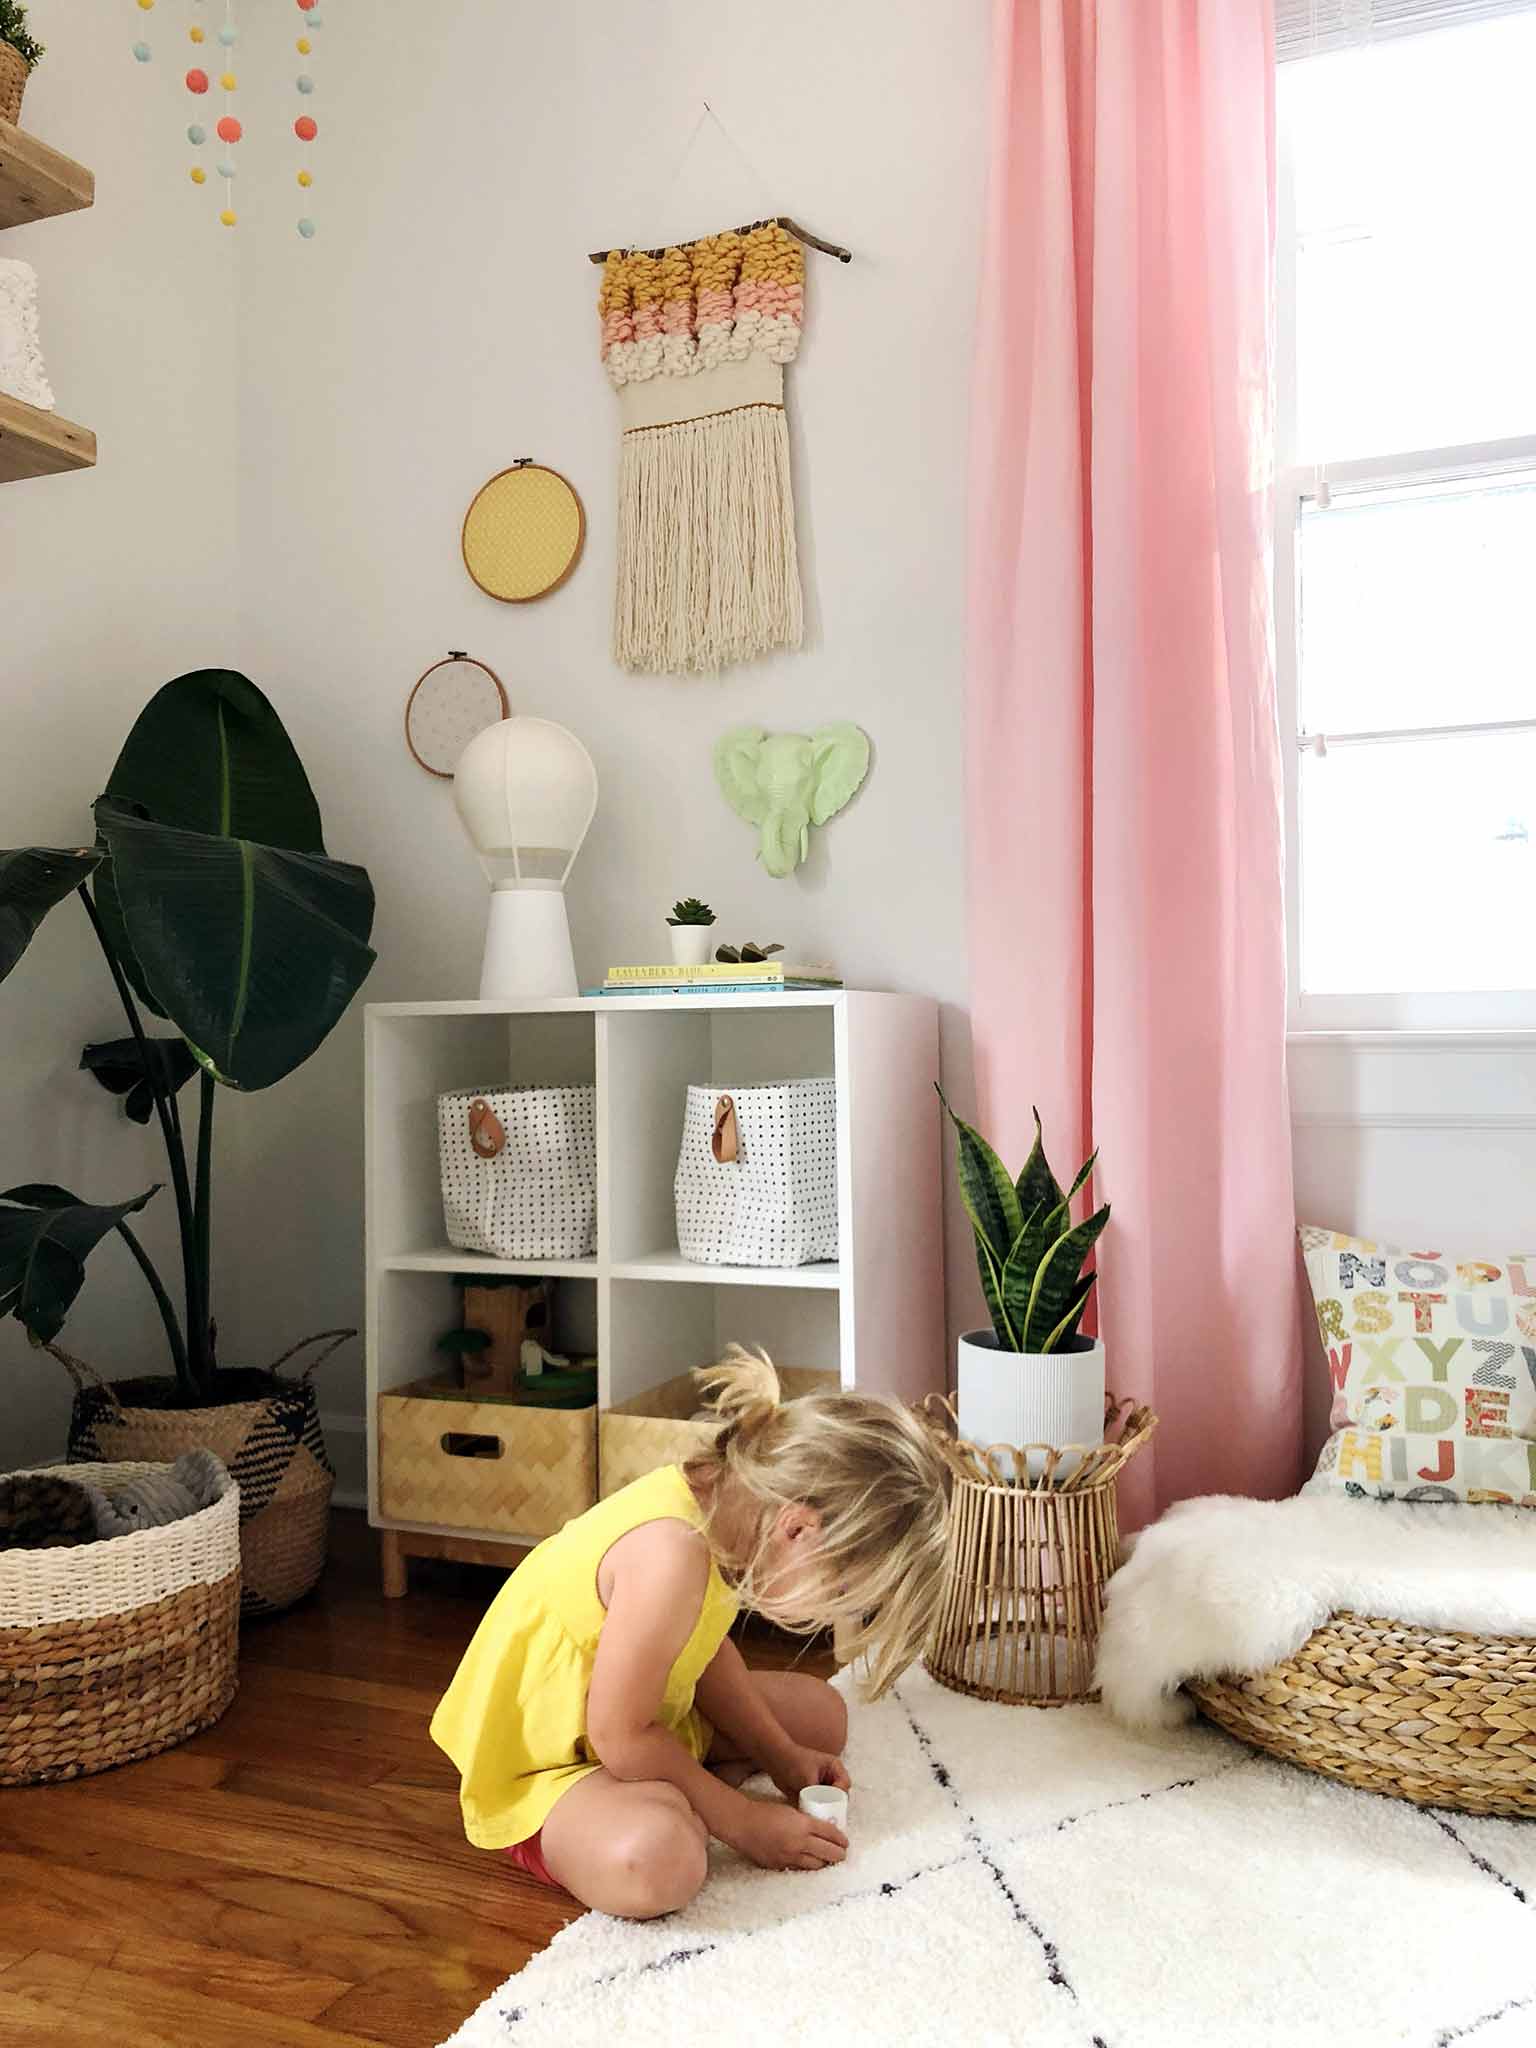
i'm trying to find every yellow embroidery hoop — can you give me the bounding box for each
[461,460,585,604]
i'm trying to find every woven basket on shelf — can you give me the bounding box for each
[0,44,27,126]
[599,1365,837,1498]
[379,1375,596,1539]
[61,1334,351,1619]
[0,1459,241,1787]
[1187,1613,1536,1819]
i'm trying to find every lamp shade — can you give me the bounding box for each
[452,716,598,1000]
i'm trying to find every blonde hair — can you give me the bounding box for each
[685,1345,952,1699]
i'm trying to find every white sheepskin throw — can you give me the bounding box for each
[1096,1492,1536,1731]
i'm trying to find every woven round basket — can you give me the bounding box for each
[1187,1612,1536,1819]
[61,1334,352,1619]
[0,1460,241,1788]
[0,44,27,126]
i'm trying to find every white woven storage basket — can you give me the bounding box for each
[439,1083,597,1261]
[674,1078,838,1267]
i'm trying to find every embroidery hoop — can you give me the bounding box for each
[461,460,586,604]
[404,652,510,778]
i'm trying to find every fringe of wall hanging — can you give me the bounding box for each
[599,224,805,676]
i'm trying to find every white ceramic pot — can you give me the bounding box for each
[956,1330,1106,1480]
[669,925,715,967]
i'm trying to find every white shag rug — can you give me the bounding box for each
[1096,1492,1536,1730]
[440,1664,1536,2048]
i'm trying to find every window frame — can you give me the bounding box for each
[1275,82,1536,1036]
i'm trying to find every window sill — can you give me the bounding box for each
[1287,1029,1536,1050]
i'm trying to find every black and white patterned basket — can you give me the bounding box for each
[439,1084,597,1261]
[674,1079,838,1267]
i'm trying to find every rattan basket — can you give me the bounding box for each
[0,44,27,126]
[0,1459,241,1787]
[1187,1613,1536,1819]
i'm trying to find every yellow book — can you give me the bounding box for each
[605,961,785,984]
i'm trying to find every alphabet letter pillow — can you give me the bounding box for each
[1300,1225,1536,1509]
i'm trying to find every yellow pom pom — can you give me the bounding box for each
[190,166,206,184]
[297,36,311,53]
[220,209,237,227]
[297,169,313,187]
[189,24,204,41]
[220,71,236,89]
[137,0,154,10]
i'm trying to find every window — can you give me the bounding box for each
[1277,8,1536,1031]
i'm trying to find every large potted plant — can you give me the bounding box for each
[939,1091,1110,1473]
[0,2,43,126]
[0,670,376,1613]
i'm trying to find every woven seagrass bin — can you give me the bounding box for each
[379,1376,596,1538]
[0,43,28,126]
[1187,1615,1536,1819]
[63,1334,351,1619]
[0,1459,241,1788]
[600,1366,837,1499]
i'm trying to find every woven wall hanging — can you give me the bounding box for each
[597,223,808,677]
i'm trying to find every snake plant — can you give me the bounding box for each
[938,1089,1110,1353]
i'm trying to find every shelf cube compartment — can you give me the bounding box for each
[600,1362,839,1499]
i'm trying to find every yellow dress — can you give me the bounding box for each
[430,1464,739,1849]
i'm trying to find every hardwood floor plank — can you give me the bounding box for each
[3,1952,382,2048]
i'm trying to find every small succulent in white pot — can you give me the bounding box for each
[939,1088,1110,1478]
[666,896,715,967]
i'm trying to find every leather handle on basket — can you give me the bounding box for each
[712,1094,739,1164]
[469,1097,505,1158]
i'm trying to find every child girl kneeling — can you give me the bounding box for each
[431,1347,951,1919]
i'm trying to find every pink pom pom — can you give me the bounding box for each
[185,67,209,93]
[216,115,242,143]
[294,114,317,141]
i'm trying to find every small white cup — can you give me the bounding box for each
[799,1784,849,1830]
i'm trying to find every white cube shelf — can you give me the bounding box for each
[364,991,943,1554]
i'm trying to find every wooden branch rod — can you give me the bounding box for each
[588,215,852,265]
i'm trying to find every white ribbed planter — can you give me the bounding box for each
[956,1331,1106,1479]
[668,925,715,967]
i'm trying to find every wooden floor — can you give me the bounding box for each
[0,1510,831,2048]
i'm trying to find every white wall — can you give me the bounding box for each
[5,0,988,1478]
[1,3,242,1467]
[1289,1038,1536,1459]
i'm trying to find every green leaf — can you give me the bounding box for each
[1022,1202,1112,1352]
[0,847,99,983]
[94,670,327,1015]
[1014,1106,1065,1222]
[1037,1269,1097,1353]
[0,1182,160,1343]
[79,1036,200,1125]
[937,1087,1023,1260]
[93,798,376,1093]
[1066,1147,1098,1203]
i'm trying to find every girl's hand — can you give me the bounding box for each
[732,1800,847,1872]
[769,1744,852,1801]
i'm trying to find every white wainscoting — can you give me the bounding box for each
[1288,1033,1536,1457]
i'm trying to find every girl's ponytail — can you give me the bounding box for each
[694,1344,780,1444]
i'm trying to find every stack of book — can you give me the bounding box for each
[587,962,843,997]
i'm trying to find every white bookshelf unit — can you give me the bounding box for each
[364,991,943,1584]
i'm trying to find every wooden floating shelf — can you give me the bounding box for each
[0,117,94,232]
[0,390,96,480]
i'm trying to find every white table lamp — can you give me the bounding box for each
[453,715,598,999]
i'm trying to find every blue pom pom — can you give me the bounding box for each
[132,40,152,62]
[187,122,207,144]
[217,159,236,178]
[296,74,315,93]
[217,24,237,44]
[297,217,317,239]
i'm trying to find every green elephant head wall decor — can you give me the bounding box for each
[713,724,872,878]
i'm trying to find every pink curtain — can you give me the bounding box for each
[967,0,1302,1523]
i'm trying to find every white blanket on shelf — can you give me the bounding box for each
[1095,1490,1536,1730]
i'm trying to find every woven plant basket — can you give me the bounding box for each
[1187,1613,1536,1819]
[0,44,27,126]
[60,1333,352,1619]
[0,1459,241,1787]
